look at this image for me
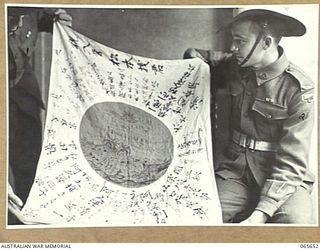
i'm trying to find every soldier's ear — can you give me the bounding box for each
[263,36,273,49]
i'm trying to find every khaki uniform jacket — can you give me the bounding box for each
[187,47,314,217]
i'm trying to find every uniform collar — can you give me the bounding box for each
[253,46,289,86]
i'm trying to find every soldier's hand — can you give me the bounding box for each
[54,9,72,27]
[240,210,268,224]
[184,48,232,66]
[184,48,209,63]
[8,184,25,223]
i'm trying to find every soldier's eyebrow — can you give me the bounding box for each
[232,34,248,40]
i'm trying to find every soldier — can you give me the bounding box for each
[8,7,72,224]
[184,8,315,224]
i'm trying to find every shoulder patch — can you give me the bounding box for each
[285,63,314,91]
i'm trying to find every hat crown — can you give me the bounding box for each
[233,7,290,18]
[230,7,306,37]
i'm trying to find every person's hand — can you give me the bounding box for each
[184,48,209,63]
[54,9,72,27]
[240,210,269,224]
[184,48,232,66]
[8,184,25,223]
[8,15,24,34]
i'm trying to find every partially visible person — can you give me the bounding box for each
[184,8,315,224]
[8,7,72,224]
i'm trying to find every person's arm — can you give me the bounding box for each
[184,48,233,88]
[242,86,314,223]
[183,48,232,66]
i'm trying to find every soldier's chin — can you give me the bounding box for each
[237,58,249,67]
[237,60,246,67]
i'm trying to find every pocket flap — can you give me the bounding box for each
[252,98,288,120]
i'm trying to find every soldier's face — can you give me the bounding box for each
[231,20,266,68]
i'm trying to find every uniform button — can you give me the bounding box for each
[265,97,273,102]
[244,112,248,117]
[246,91,252,96]
[258,72,268,80]
[26,31,32,38]
[266,114,272,119]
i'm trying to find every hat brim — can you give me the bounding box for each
[219,9,306,37]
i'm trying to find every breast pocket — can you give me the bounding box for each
[252,98,288,138]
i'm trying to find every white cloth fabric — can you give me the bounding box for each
[21,23,222,226]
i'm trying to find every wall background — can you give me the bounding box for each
[68,8,232,60]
